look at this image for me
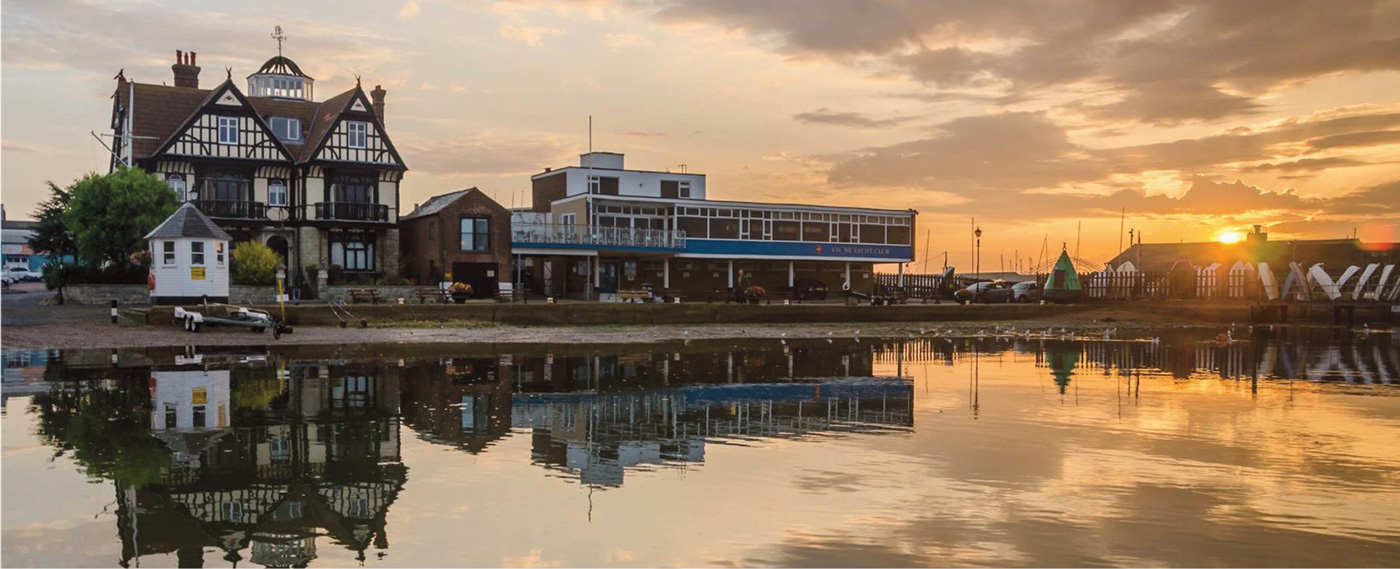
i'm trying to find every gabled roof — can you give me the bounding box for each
[401,188,499,220]
[113,77,402,166]
[145,203,233,240]
[114,82,212,158]
[300,87,407,167]
[301,88,359,161]
[149,79,297,162]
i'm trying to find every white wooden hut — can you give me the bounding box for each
[145,203,232,305]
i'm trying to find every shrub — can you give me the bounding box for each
[51,262,148,285]
[375,274,411,286]
[327,264,345,285]
[231,241,279,285]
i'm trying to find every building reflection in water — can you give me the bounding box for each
[30,351,405,567]
[15,329,1397,566]
[400,344,914,487]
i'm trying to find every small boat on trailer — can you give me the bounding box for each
[174,302,289,339]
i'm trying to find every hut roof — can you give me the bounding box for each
[144,203,232,241]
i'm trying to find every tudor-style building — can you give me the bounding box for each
[110,49,407,290]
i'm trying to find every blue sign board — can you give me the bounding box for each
[683,239,913,261]
[510,238,914,261]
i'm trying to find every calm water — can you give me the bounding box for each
[3,329,1399,567]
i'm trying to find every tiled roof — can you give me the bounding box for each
[144,203,233,240]
[116,82,211,158]
[116,79,358,162]
[401,188,478,220]
[300,88,359,161]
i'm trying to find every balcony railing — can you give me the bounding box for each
[512,223,686,249]
[191,199,266,220]
[315,202,390,222]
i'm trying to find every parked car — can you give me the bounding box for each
[3,268,41,283]
[792,277,829,301]
[954,281,1014,303]
[1011,281,1041,303]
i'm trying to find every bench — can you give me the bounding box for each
[346,288,382,304]
[414,288,445,304]
[618,289,656,303]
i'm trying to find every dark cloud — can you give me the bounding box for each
[1076,82,1265,124]
[827,112,1104,191]
[1242,157,1369,172]
[1323,179,1400,215]
[651,0,1400,124]
[1307,130,1400,150]
[792,108,915,129]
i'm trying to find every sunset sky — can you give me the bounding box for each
[4,0,1399,269]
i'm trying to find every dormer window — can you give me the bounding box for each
[217,117,238,145]
[269,117,301,142]
[347,121,367,149]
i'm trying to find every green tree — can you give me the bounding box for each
[64,167,179,269]
[28,181,77,261]
[231,241,279,285]
[28,182,79,297]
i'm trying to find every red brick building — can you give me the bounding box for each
[398,188,511,297]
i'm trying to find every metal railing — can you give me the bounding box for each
[191,199,266,220]
[511,223,686,249]
[314,202,390,222]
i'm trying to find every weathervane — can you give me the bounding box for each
[271,25,287,57]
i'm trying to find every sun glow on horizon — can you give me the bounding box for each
[1216,230,1244,244]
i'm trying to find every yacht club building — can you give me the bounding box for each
[513,152,916,299]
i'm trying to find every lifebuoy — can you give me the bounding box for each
[147,273,155,291]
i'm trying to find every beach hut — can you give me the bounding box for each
[1226,261,1255,299]
[145,203,232,305]
[1042,249,1083,303]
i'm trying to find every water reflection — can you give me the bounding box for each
[3,329,1398,567]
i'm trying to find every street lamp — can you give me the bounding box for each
[275,263,287,316]
[974,226,982,284]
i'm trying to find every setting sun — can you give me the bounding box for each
[1216,231,1244,244]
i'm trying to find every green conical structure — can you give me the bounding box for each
[1046,344,1080,395]
[1042,248,1083,302]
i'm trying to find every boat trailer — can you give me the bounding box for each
[174,302,292,339]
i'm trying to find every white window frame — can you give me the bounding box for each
[285,118,301,140]
[268,179,288,207]
[190,241,205,266]
[347,121,367,149]
[217,117,238,145]
[678,181,691,199]
[167,174,186,201]
[587,176,600,194]
[162,241,176,266]
[216,242,226,267]
[560,213,576,226]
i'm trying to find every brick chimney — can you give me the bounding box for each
[172,50,201,88]
[370,84,386,122]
